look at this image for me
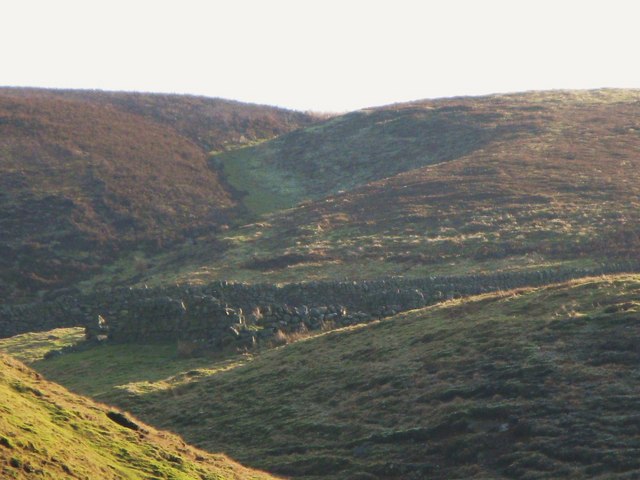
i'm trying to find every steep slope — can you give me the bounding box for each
[0,88,317,299]
[0,353,276,480]
[27,274,640,479]
[144,89,640,284]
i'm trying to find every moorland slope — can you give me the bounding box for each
[0,353,276,479]
[3,89,640,480]
[5,88,318,153]
[143,90,640,285]
[0,88,317,299]
[17,274,640,479]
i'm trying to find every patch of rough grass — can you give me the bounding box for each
[218,146,304,215]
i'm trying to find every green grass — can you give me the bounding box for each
[14,274,640,478]
[0,328,84,364]
[0,330,244,401]
[0,354,276,480]
[118,89,640,287]
[218,145,304,216]
[38,344,246,401]
[212,102,507,216]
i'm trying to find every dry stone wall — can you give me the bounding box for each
[0,295,84,338]
[1,262,639,354]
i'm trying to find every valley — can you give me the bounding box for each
[1,87,640,479]
[115,90,640,288]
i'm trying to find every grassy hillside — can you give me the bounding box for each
[215,95,536,215]
[0,353,276,480]
[0,88,317,299]
[5,88,640,480]
[5,88,640,295]
[138,89,640,285]
[14,274,640,479]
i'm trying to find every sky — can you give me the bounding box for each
[3,0,640,112]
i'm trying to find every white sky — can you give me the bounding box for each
[3,0,640,112]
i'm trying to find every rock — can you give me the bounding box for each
[106,411,141,431]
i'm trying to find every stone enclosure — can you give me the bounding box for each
[0,262,638,355]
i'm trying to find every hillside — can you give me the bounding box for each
[5,88,640,296]
[137,89,640,285]
[4,88,640,480]
[0,353,276,480]
[15,274,640,479]
[4,88,320,153]
[215,93,535,215]
[0,88,317,299]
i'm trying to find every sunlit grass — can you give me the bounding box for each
[0,354,276,479]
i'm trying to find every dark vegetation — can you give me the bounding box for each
[0,88,318,300]
[106,411,141,431]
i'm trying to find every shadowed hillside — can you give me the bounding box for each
[16,274,640,479]
[0,88,318,299]
[0,353,276,479]
[141,89,640,285]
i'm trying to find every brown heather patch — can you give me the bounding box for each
[4,88,321,153]
[0,88,318,299]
